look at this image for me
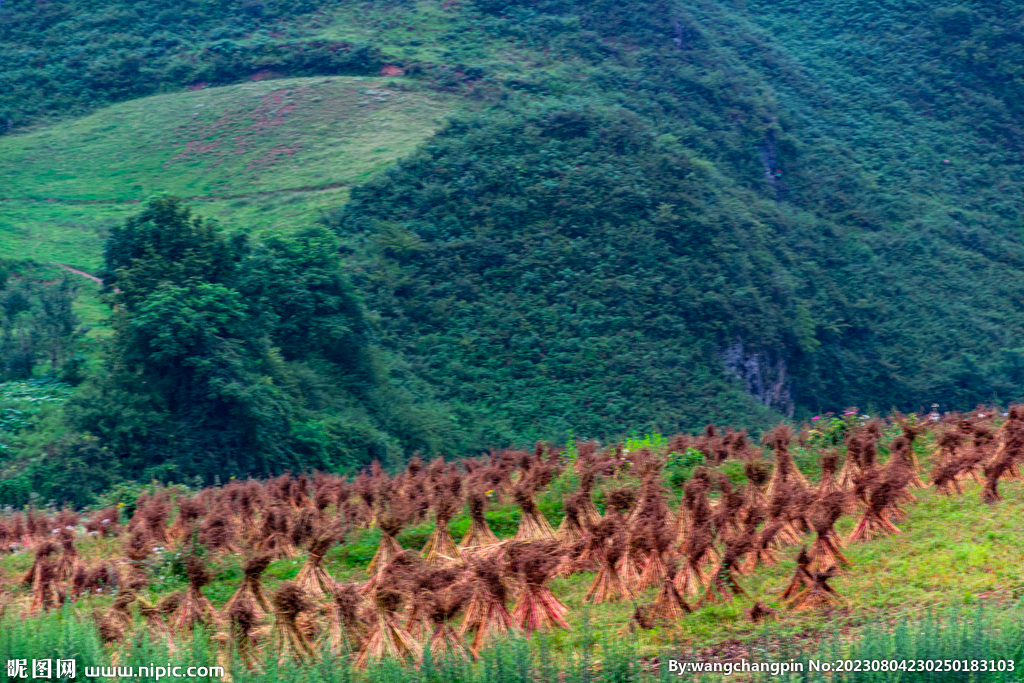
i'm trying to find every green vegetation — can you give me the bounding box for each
[0,0,384,132]
[6,0,1024,486]
[2,602,1023,682]
[0,76,453,270]
[329,0,1024,443]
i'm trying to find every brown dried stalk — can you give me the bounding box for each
[982,408,1024,503]
[122,530,152,590]
[763,425,810,497]
[556,492,590,546]
[271,582,316,665]
[742,519,783,574]
[698,531,752,607]
[711,474,745,541]
[637,509,675,591]
[223,599,265,670]
[459,490,500,553]
[354,586,422,669]
[426,582,472,661]
[789,566,842,611]
[742,459,770,512]
[846,467,909,544]
[895,415,929,487]
[614,529,647,598]
[199,506,239,554]
[459,555,517,657]
[932,456,965,496]
[886,436,921,503]
[223,553,274,620]
[747,601,778,623]
[142,493,172,545]
[290,508,319,550]
[675,472,718,598]
[172,556,215,632]
[780,547,813,601]
[577,465,606,528]
[329,583,369,655]
[294,535,337,599]
[584,516,631,604]
[807,491,849,572]
[81,509,119,540]
[23,541,60,612]
[237,482,263,540]
[422,469,465,565]
[512,467,557,543]
[55,528,84,582]
[169,497,205,541]
[649,559,691,623]
[404,566,461,641]
[251,505,296,559]
[817,451,844,498]
[508,541,569,633]
[137,596,178,655]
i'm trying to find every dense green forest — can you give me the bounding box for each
[4,0,1024,502]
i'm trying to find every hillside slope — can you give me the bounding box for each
[328,0,1024,440]
[0,76,453,271]
[6,0,1024,475]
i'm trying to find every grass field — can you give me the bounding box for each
[0,76,455,273]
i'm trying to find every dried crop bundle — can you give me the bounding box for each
[23,541,60,613]
[252,505,296,559]
[459,555,517,656]
[365,498,412,590]
[846,466,909,543]
[172,556,215,632]
[512,466,557,542]
[354,586,421,668]
[648,559,691,623]
[747,601,778,623]
[294,534,337,599]
[405,565,462,641]
[223,553,274,620]
[763,425,809,497]
[169,497,205,541]
[459,490,500,553]
[982,407,1024,503]
[426,581,472,661]
[329,583,369,655]
[556,492,590,545]
[199,506,239,553]
[271,582,316,665]
[422,469,465,565]
[742,517,783,575]
[698,531,752,607]
[55,528,84,582]
[807,491,849,572]
[508,541,569,633]
[789,566,842,611]
[583,516,631,604]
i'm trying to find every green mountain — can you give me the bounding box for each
[4,0,1024,498]
[331,0,1024,436]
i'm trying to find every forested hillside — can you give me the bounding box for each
[4,0,1024,498]
[332,0,1024,436]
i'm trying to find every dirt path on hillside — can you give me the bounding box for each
[52,263,102,285]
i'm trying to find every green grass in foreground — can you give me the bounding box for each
[0,76,455,271]
[1,600,1022,682]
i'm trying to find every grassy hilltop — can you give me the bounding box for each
[0,76,452,271]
